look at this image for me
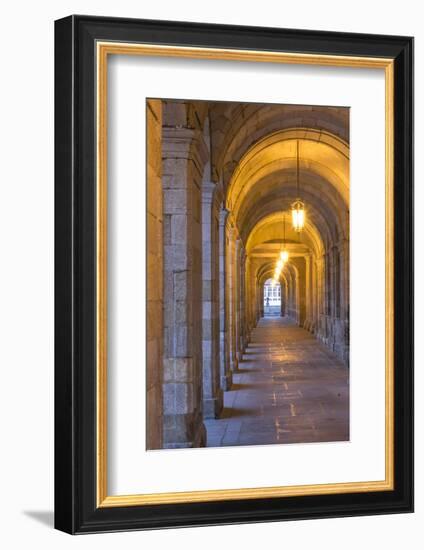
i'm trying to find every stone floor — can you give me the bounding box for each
[205,316,349,448]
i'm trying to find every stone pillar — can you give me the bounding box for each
[162,113,208,448]
[286,267,298,321]
[292,259,306,326]
[316,254,326,343]
[259,282,264,319]
[326,250,334,347]
[233,238,241,363]
[226,224,238,372]
[280,280,285,317]
[244,255,253,338]
[312,256,318,331]
[146,100,163,450]
[255,269,260,323]
[290,270,296,320]
[284,268,293,319]
[201,181,223,418]
[339,239,349,323]
[224,222,233,372]
[219,208,232,390]
[303,253,312,330]
[339,239,350,364]
[237,246,246,362]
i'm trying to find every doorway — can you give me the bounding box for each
[263,278,281,317]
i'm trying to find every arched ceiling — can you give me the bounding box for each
[238,175,348,245]
[210,104,349,183]
[224,128,349,258]
[246,211,324,258]
[257,260,297,288]
[226,130,349,215]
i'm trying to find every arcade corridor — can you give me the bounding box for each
[146,98,350,449]
[205,317,349,447]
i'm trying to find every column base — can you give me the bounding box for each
[203,389,224,419]
[163,412,206,449]
[221,372,233,391]
[231,356,239,372]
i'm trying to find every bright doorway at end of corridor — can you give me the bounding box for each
[263,278,281,317]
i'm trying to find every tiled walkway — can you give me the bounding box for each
[205,316,349,447]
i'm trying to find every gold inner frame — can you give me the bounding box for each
[96,41,394,508]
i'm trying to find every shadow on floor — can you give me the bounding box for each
[234,367,263,374]
[230,383,264,391]
[221,406,259,418]
[23,510,54,528]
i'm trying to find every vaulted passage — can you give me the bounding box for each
[146,98,350,450]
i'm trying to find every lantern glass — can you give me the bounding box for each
[291,199,305,231]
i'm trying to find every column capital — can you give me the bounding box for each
[162,127,209,173]
[219,207,230,226]
[201,180,216,203]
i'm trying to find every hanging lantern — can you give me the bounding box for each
[291,199,305,232]
[292,140,305,232]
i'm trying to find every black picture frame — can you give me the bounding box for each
[55,15,414,534]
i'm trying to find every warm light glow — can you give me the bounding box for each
[274,260,283,279]
[279,250,289,262]
[291,199,305,232]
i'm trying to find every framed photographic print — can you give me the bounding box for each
[54,15,414,533]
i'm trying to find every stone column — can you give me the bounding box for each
[280,280,285,317]
[339,238,349,323]
[286,267,297,321]
[259,282,264,319]
[292,258,306,326]
[339,238,350,364]
[233,238,243,364]
[291,269,297,320]
[224,222,233,372]
[316,254,326,344]
[237,246,246,362]
[226,224,238,372]
[219,208,232,390]
[146,100,163,450]
[201,181,223,418]
[285,271,292,319]
[162,119,208,448]
[244,255,253,338]
[326,250,334,347]
[312,256,318,334]
[303,253,312,330]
